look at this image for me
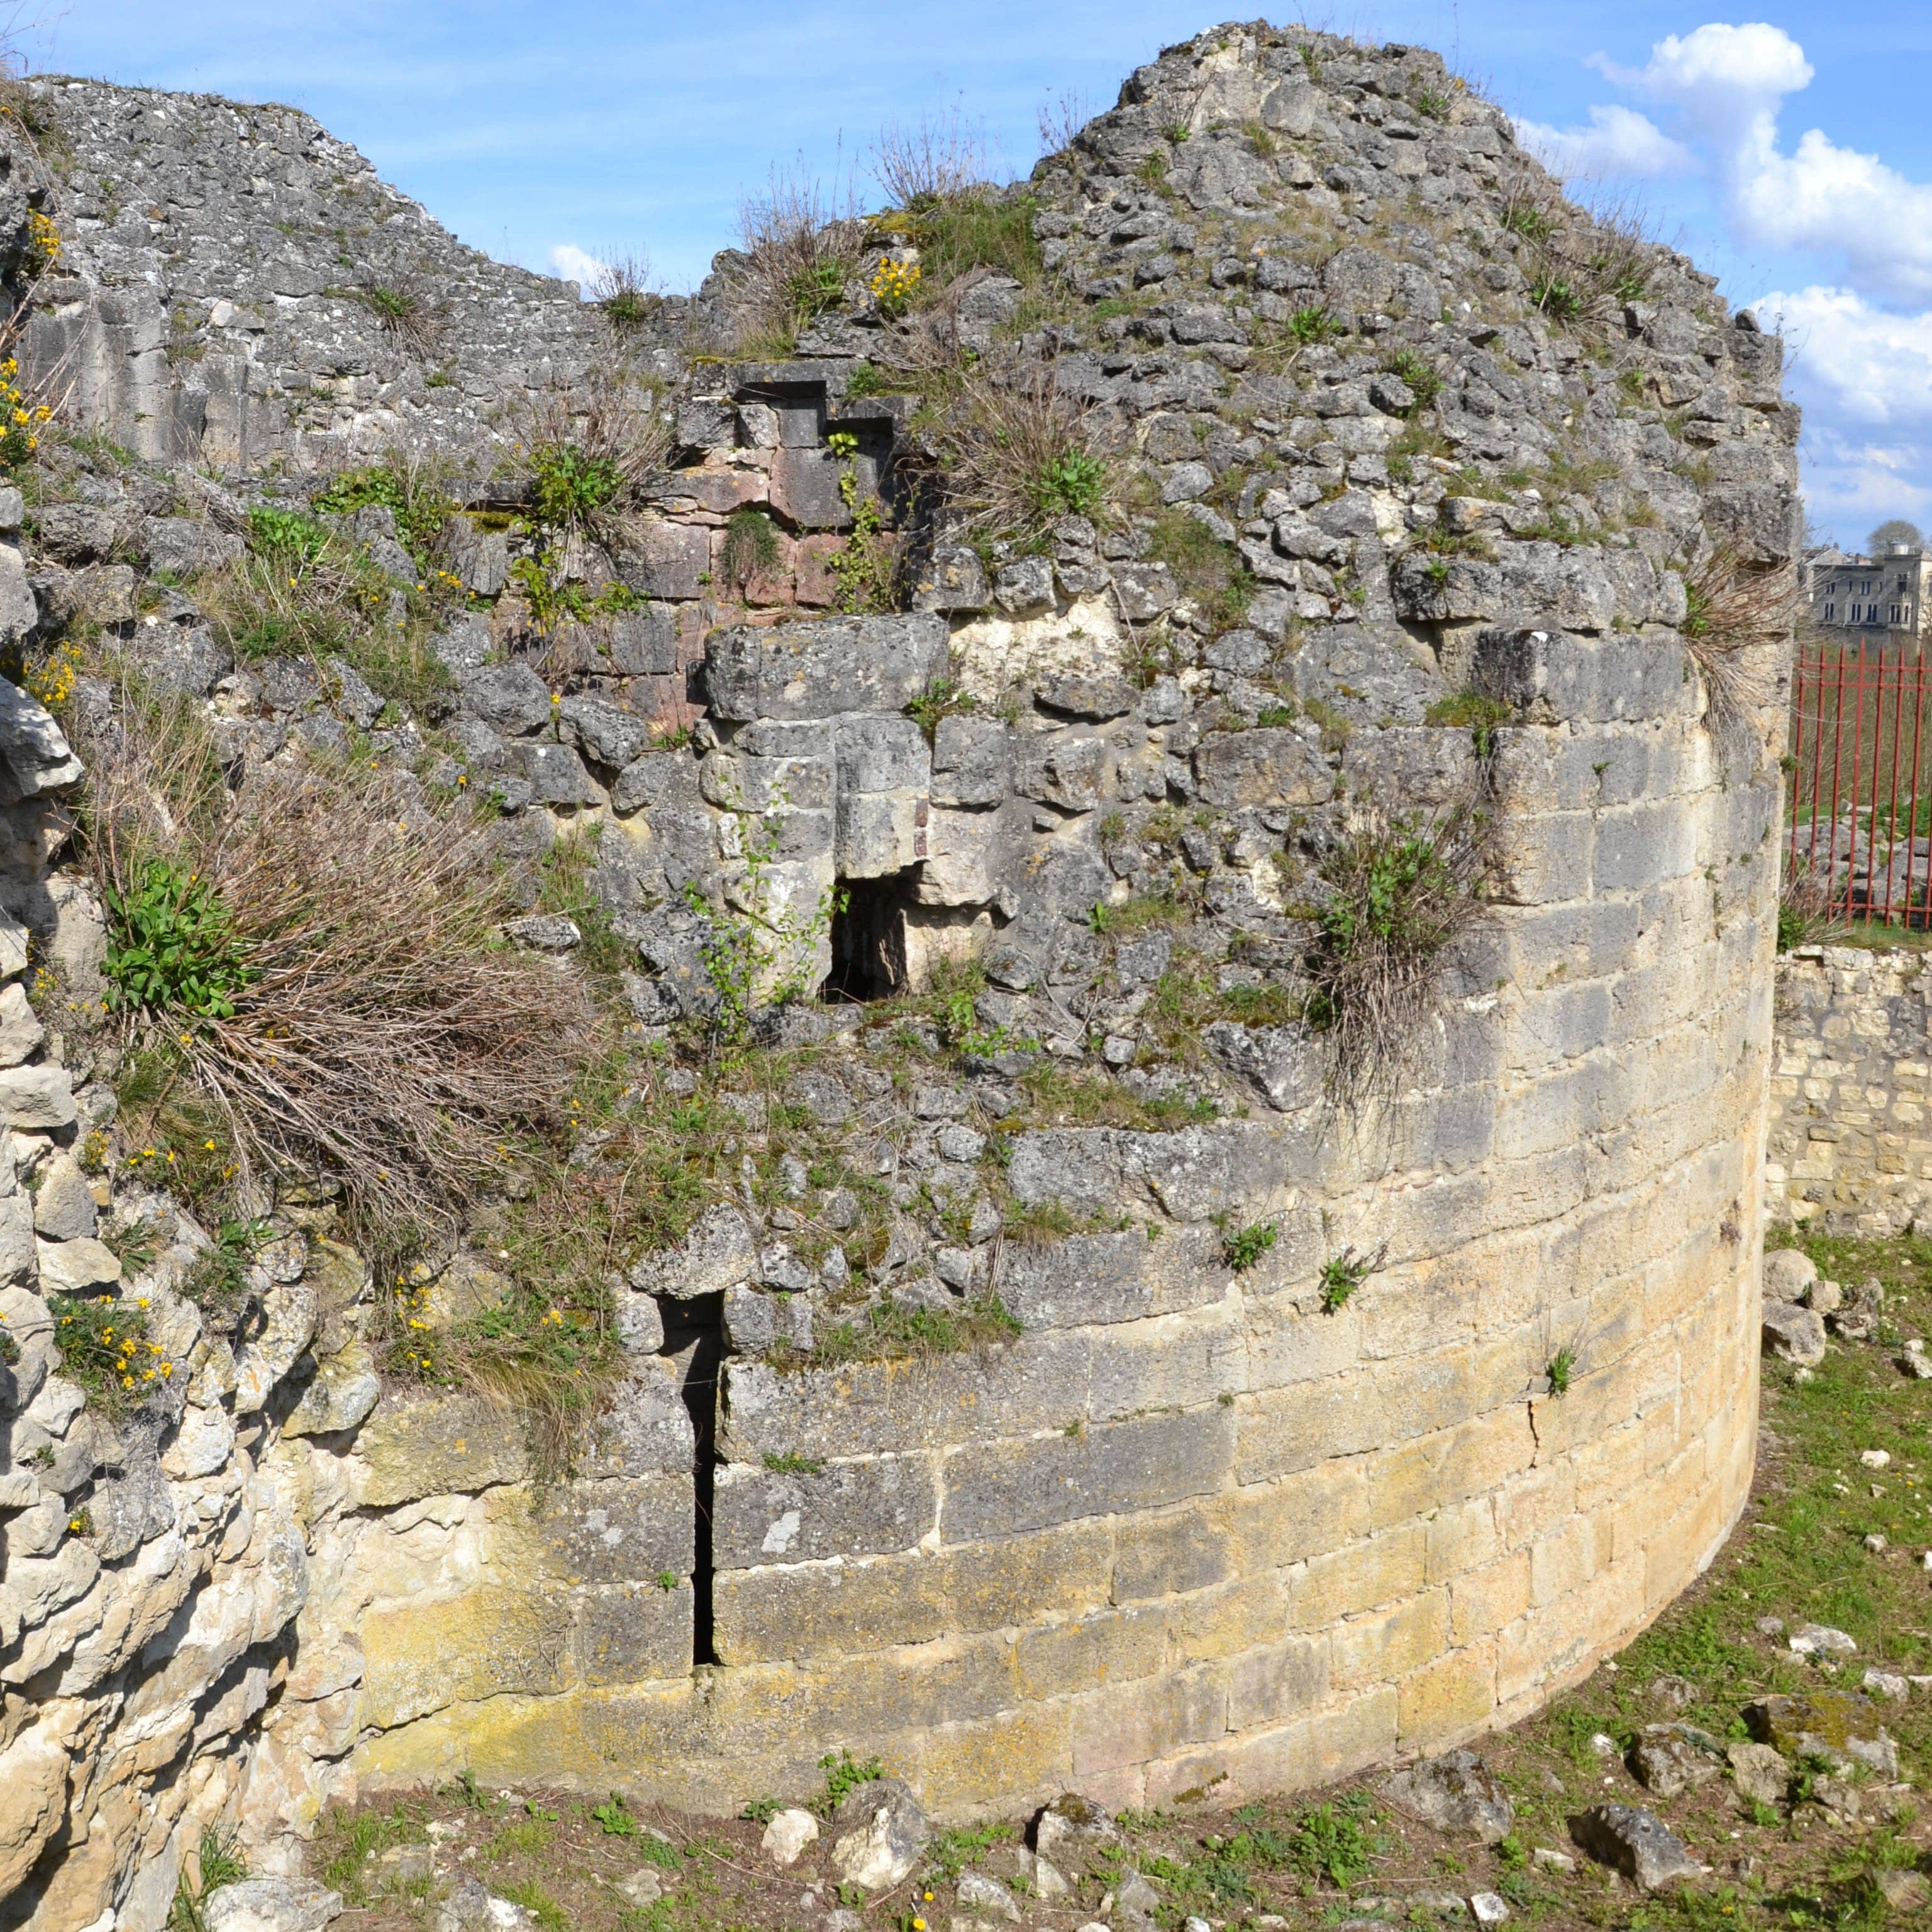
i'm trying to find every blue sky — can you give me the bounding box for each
[20,3,1932,548]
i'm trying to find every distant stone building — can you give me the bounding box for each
[1807,542,1932,646]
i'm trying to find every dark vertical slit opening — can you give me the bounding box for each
[820,869,914,1002]
[658,1291,723,1667]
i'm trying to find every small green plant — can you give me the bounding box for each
[1255,702,1297,727]
[827,429,860,460]
[818,1748,886,1816]
[1530,274,1582,321]
[170,1828,246,1932]
[247,503,331,565]
[353,284,426,334]
[1411,84,1451,118]
[844,360,889,398]
[1546,1346,1576,1396]
[591,1792,641,1837]
[1163,121,1191,144]
[720,506,782,594]
[1503,203,1556,244]
[1288,1797,1381,1889]
[740,1796,782,1826]
[1032,448,1106,521]
[1319,1245,1380,1312]
[1382,348,1443,411]
[1424,689,1509,758]
[786,259,848,325]
[1288,304,1341,345]
[827,470,897,614]
[104,861,258,1021]
[1223,1219,1279,1272]
[906,677,975,742]
[763,1450,826,1475]
[654,1569,679,1591]
[313,463,453,569]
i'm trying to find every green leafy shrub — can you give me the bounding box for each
[313,462,453,569]
[1223,1219,1279,1272]
[1147,508,1253,629]
[1287,304,1341,345]
[247,503,331,565]
[818,1748,886,1816]
[1424,689,1509,758]
[105,860,258,1020]
[1546,1346,1576,1396]
[1289,1797,1382,1888]
[531,441,621,530]
[1319,1245,1382,1312]
[1530,274,1581,321]
[940,370,1111,545]
[1381,348,1443,411]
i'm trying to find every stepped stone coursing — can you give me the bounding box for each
[0,21,1799,1924]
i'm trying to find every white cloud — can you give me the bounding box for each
[1757,286,1932,536]
[1575,23,1932,303]
[548,243,606,294]
[1756,287,1932,428]
[1512,104,1695,182]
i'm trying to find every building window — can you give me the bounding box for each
[1894,604,1903,623]
[1826,602,1836,618]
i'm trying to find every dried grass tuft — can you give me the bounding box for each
[936,367,1114,545]
[83,682,596,1250]
[872,110,992,211]
[724,158,867,354]
[1682,544,1796,733]
[1300,797,1492,1110]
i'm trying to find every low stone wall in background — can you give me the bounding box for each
[1769,943,1932,1235]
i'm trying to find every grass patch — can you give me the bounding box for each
[1146,509,1253,630]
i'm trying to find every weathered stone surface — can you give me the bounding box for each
[1192,727,1334,808]
[1746,1693,1899,1777]
[1762,1301,1826,1366]
[204,1878,345,1932]
[0,1064,75,1129]
[1384,1750,1514,1843]
[630,1204,757,1298]
[1762,1250,1816,1299]
[1570,1806,1701,1890]
[705,616,949,721]
[830,1779,931,1890]
[762,1807,820,1866]
[351,1393,531,1507]
[1631,1725,1723,1800]
[1726,1741,1790,1807]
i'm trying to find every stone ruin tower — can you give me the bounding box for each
[0,23,1796,1924]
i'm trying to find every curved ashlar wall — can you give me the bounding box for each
[297,623,1775,1822]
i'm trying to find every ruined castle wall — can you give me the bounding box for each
[296,622,1776,1822]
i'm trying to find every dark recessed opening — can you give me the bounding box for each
[657,1291,723,1667]
[821,870,914,1002]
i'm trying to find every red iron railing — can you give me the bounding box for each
[1789,641,1932,924]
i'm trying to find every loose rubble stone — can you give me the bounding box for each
[1726,1741,1791,1807]
[204,1879,345,1932]
[830,1779,930,1890]
[957,1872,1023,1923]
[1383,1750,1515,1843]
[1788,1623,1858,1656]
[1571,1805,1703,1890]
[436,1879,534,1931]
[1762,1250,1817,1299]
[762,1807,820,1867]
[1631,1724,1723,1799]
[1747,1692,1899,1777]
[1762,1301,1826,1365]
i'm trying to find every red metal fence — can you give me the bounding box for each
[1789,641,1932,924]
